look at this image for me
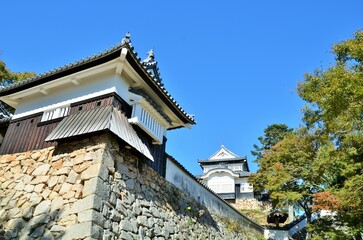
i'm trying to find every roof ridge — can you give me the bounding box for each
[207,145,239,160]
[0,40,129,93]
[0,33,195,124]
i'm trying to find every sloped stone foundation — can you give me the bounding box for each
[0,134,262,239]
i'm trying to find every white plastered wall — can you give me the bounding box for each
[235,178,253,193]
[207,172,235,193]
[12,72,130,119]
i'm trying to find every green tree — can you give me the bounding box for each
[0,60,35,83]
[250,127,334,224]
[251,123,293,159]
[250,123,293,199]
[0,60,35,113]
[298,30,363,238]
[251,30,363,239]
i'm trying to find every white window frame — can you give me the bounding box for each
[128,93,170,145]
[41,105,70,122]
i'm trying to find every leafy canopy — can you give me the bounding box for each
[298,30,363,238]
[251,123,293,160]
[0,60,35,83]
[250,127,335,223]
[0,60,35,113]
[250,30,363,239]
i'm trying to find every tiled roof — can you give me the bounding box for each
[198,157,247,163]
[208,145,239,160]
[141,49,161,82]
[236,171,252,177]
[0,34,195,125]
[0,43,124,93]
[198,166,251,178]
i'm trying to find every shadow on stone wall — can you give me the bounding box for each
[0,208,65,239]
[0,133,260,239]
[109,148,224,238]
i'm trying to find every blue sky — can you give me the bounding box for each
[1,1,362,175]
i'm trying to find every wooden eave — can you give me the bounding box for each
[198,157,247,164]
[125,52,195,125]
[0,48,121,97]
[0,42,195,126]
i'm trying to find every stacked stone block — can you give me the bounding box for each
[0,134,262,239]
[231,199,272,212]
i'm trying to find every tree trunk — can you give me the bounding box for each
[305,211,312,240]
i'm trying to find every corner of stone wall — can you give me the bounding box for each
[0,133,264,239]
[0,133,117,239]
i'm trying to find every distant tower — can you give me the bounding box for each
[198,145,253,203]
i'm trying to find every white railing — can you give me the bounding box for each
[129,104,166,144]
[41,106,70,122]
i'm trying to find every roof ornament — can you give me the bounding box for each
[142,49,161,82]
[147,49,155,60]
[142,49,156,64]
[121,32,131,44]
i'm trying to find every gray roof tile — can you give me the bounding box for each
[0,34,195,124]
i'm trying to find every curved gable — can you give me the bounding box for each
[201,167,239,179]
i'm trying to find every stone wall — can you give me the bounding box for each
[0,135,108,239]
[0,134,263,239]
[166,156,264,235]
[231,199,271,212]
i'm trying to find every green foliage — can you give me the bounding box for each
[298,30,363,237]
[0,60,35,83]
[239,209,269,225]
[309,217,350,240]
[250,127,333,223]
[251,30,363,238]
[0,60,36,113]
[219,217,243,233]
[251,124,293,160]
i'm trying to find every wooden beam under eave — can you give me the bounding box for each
[71,79,80,86]
[115,48,128,76]
[2,98,18,107]
[40,88,49,95]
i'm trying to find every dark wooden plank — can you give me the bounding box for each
[1,93,133,154]
[21,118,31,152]
[23,118,33,152]
[35,121,46,150]
[14,119,26,153]
[29,116,41,151]
[23,117,33,151]
[0,122,15,154]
